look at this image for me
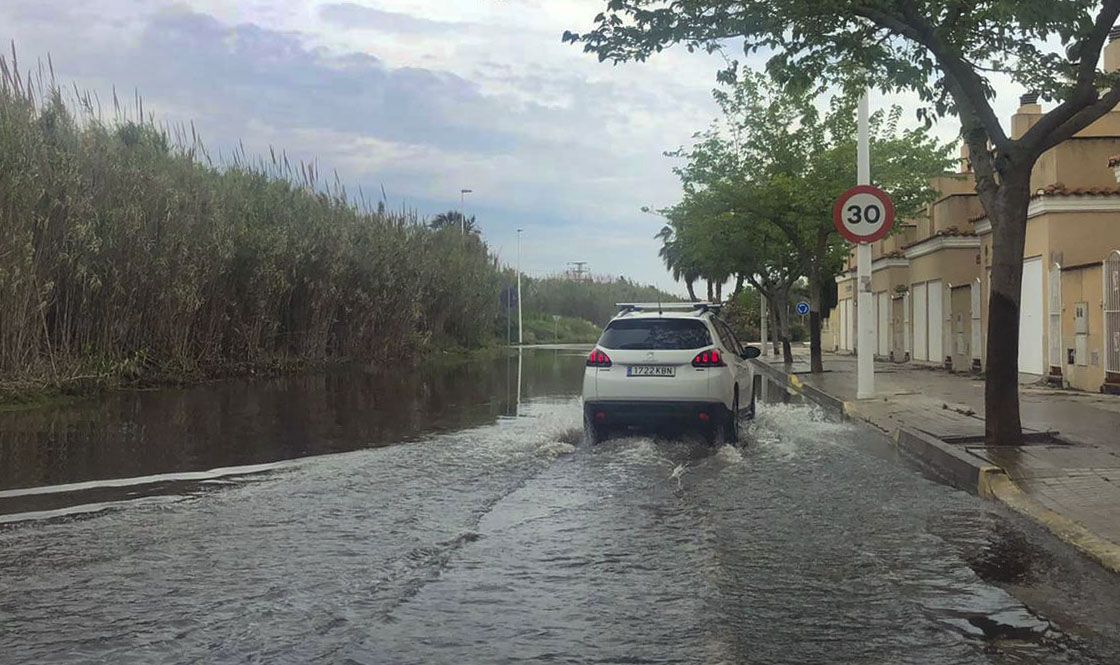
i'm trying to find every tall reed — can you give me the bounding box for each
[0,54,502,391]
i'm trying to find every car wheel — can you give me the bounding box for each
[584,413,608,444]
[725,394,739,444]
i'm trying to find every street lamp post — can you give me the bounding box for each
[460,188,473,234]
[517,229,524,346]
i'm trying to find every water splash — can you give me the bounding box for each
[714,444,743,465]
[536,441,576,458]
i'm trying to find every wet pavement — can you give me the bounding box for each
[764,351,1120,553]
[2,348,1120,663]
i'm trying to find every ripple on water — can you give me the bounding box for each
[1,395,1117,664]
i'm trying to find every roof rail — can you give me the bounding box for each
[615,302,721,316]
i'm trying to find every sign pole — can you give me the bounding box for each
[856,90,874,398]
[760,293,769,357]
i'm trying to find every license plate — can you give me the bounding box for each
[627,365,675,377]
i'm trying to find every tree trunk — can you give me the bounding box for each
[808,264,824,374]
[984,178,1030,445]
[685,279,698,302]
[731,274,745,301]
[767,300,780,356]
[773,289,794,365]
[707,280,714,302]
[715,280,723,302]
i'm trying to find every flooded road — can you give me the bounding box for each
[2,348,1119,663]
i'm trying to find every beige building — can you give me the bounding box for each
[829,75,1120,393]
[902,173,984,371]
[828,27,1120,393]
[975,185,1120,391]
[971,83,1120,391]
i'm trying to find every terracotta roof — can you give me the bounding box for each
[900,226,977,250]
[967,184,1120,226]
[1032,184,1120,197]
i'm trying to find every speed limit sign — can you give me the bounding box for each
[833,185,895,244]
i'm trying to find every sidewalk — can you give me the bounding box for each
[753,348,1120,574]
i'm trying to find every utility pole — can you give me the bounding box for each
[567,261,589,281]
[856,90,874,398]
[517,228,523,346]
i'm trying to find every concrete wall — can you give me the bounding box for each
[930,194,984,235]
[910,246,980,286]
[1032,138,1120,192]
[978,207,1120,373]
[1059,264,1105,392]
[1047,210,1120,267]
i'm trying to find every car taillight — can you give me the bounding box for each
[692,349,725,367]
[587,349,612,367]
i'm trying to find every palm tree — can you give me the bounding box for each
[430,210,478,234]
[656,225,699,301]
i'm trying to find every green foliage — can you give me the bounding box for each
[430,210,479,234]
[0,67,503,388]
[518,276,681,327]
[566,2,1112,126]
[518,313,602,345]
[662,70,952,296]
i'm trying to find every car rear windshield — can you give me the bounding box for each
[598,318,712,350]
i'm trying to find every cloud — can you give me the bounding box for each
[0,0,732,292]
[318,2,465,33]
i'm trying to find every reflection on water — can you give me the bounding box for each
[0,347,586,498]
[1,351,1119,663]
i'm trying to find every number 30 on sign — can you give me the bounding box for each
[832,185,895,244]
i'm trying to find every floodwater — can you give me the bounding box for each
[1,348,1119,664]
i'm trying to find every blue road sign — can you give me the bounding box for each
[796,302,810,316]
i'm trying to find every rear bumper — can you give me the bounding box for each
[584,400,730,427]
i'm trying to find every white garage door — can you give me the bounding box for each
[878,292,889,357]
[928,279,944,364]
[1020,257,1045,374]
[913,283,928,361]
[971,279,982,361]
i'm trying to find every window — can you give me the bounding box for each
[599,318,712,350]
[711,317,743,354]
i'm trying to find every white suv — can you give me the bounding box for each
[582,303,760,443]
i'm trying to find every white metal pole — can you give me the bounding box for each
[517,228,523,346]
[856,90,875,398]
[760,292,769,357]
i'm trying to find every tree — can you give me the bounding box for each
[567,1,1120,444]
[667,71,949,370]
[655,224,701,300]
[430,210,478,234]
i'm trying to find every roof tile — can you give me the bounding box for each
[901,226,977,250]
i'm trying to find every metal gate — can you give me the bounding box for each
[1049,263,1062,373]
[1106,251,1120,373]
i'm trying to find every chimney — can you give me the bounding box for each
[959,142,971,174]
[1011,91,1043,139]
[1106,26,1120,73]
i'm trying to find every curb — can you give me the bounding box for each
[894,427,1002,498]
[987,473,1120,575]
[750,358,1120,575]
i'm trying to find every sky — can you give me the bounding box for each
[0,1,1026,293]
